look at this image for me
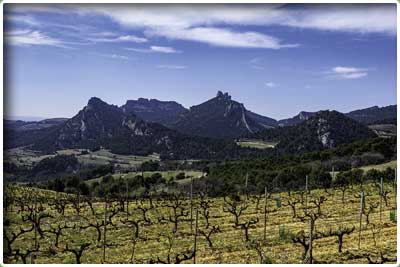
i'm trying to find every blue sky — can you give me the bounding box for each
[4,4,397,120]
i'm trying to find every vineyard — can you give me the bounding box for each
[3,178,397,264]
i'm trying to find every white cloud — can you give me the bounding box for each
[125,47,152,53]
[126,45,181,53]
[91,31,119,37]
[265,82,276,88]
[150,46,181,53]
[88,35,148,43]
[6,4,396,50]
[328,66,369,80]
[281,5,396,35]
[157,64,187,69]
[92,52,129,60]
[42,5,297,49]
[147,27,298,49]
[6,14,40,26]
[75,4,395,35]
[5,29,66,47]
[249,57,265,69]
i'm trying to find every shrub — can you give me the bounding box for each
[176,172,186,180]
[390,210,396,223]
[279,224,292,241]
[275,197,282,208]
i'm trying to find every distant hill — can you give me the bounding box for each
[277,105,396,127]
[5,97,264,160]
[368,124,396,138]
[171,91,277,139]
[121,98,187,126]
[345,105,396,125]
[249,110,377,153]
[5,118,68,131]
[278,111,316,127]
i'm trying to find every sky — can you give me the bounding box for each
[3,3,397,120]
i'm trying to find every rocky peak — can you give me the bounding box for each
[216,91,231,101]
[87,97,106,106]
[298,111,315,120]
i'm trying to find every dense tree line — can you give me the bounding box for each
[5,155,114,182]
[247,111,377,154]
[203,165,395,197]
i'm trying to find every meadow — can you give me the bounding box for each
[236,140,277,150]
[5,148,160,169]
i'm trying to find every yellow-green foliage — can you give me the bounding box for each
[359,160,397,172]
[236,140,277,150]
[4,182,396,264]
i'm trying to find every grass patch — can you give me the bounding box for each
[358,160,397,172]
[236,140,277,149]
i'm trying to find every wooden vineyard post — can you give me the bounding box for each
[394,168,397,222]
[33,176,38,251]
[263,187,267,241]
[34,192,38,251]
[380,177,383,222]
[103,197,107,263]
[358,191,364,249]
[190,177,193,233]
[78,192,82,233]
[305,175,308,214]
[394,168,397,225]
[193,209,198,264]
[245,173,249,200]
[126,180,129,220]
[308,218,314,264]
[78,192,80,216]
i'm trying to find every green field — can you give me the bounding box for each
[359,160,397,172]
[236,140,277,149]
[5,148,159,169]
[4,182,396,264]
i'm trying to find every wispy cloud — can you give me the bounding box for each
[328,66,369,80]
[147,27,298,49]
[281,5,396,35]
[88,35,148,43]
[73,4,395,50]
[5,29,67,48]
[126,45,181,53]
[6,14,40,26]
[150,46,181,53]
[91,52,130,60]
[157,64,187,69]
[265,82,276,88]
[249,57,265,70]
[5,4,396,51]
[81,4,395,35]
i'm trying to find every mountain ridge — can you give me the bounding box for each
[171,91,277,139]
[121,98,187,126]
[6,97,262,160]
[248,110,377,153]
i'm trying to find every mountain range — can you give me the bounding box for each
[5,97,248,160]
[277,105,397,127]
[5,92,396,158]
